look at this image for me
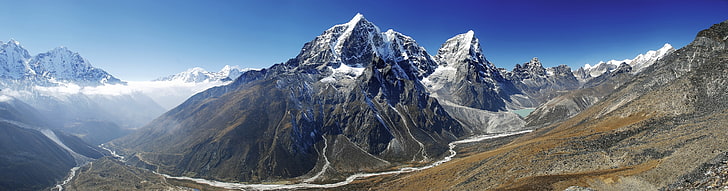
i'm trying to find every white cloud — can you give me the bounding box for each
[20,80,229,109]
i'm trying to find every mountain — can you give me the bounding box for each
[0,40,165,145]
[28,47,124,86]
[367,19,728,190]
[424,30,520,112]
[112,13,477,183]
[155,65,254,83]
[504,57,580,105]
[0,95,107,190]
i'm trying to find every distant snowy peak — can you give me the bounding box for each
[581,59,630,78]
[630,43,675,73]
[0,40,123,86]
[435,30,492,69]
[576,43,674,79]
[156,65,254,83]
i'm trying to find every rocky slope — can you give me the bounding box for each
[365,19,728,190]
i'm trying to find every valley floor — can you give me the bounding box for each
[67,131,531,191]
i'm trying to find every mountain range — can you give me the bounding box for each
[2,14,723,191]
[108,13,686,186]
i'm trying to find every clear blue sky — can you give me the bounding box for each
[1,0,726,81]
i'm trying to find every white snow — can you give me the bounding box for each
[332,64,365,77]
[320,63,366,83]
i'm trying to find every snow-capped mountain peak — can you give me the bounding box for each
[298,13,438,82]
[630,43,675,73]
[156,65,253,83]
[435,30,491,69]
[27,46,123,86]
[0,39,32,79]
[1,40,121,86]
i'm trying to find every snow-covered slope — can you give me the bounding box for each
[155,65,254,83]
